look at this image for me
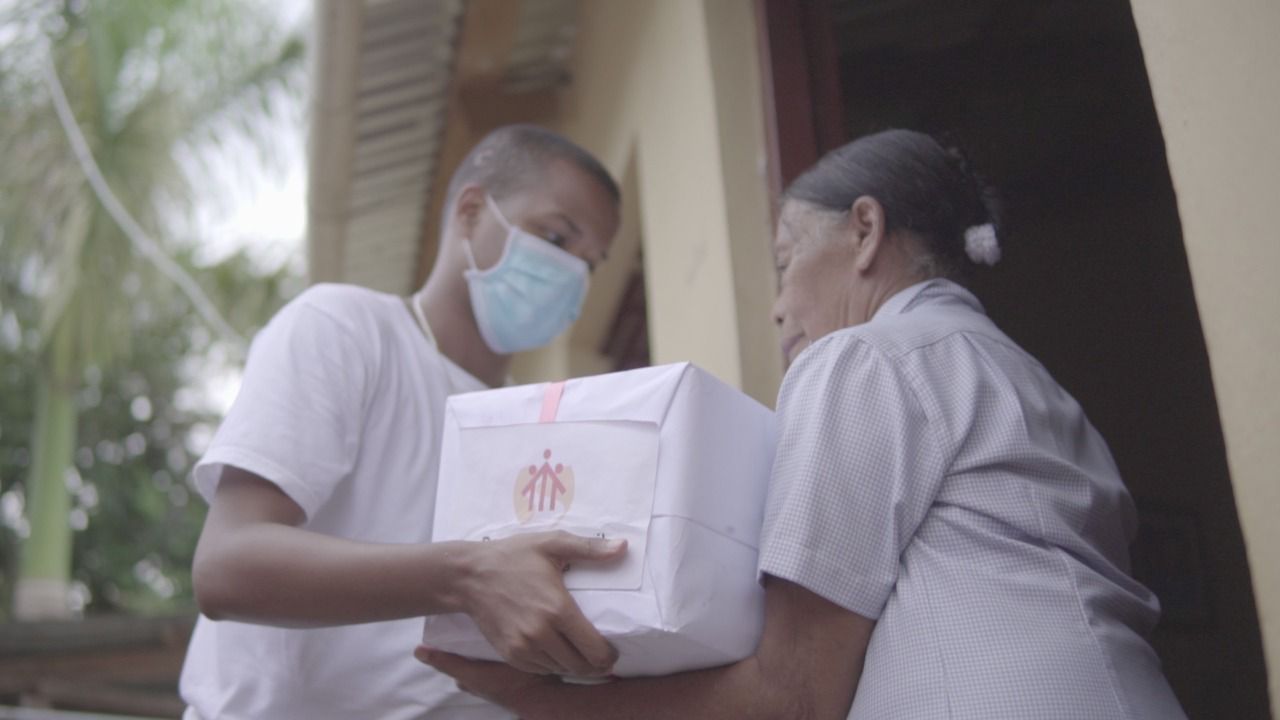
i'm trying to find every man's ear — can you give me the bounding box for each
[449,184,487,240]
[848,195,887,273]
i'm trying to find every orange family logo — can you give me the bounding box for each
[514,448,575,523]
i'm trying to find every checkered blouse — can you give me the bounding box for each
[759,279,1186,719]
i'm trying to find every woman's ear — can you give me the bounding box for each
[848,195,887,272]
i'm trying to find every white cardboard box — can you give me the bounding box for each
[422,362,775,676]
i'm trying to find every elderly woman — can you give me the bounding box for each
[420,129,1186,719]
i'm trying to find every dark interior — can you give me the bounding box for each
[818,0,1269,715]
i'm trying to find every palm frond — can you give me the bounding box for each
[1,0,306,367]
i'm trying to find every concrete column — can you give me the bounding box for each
[535,0,781,404]
[1130,0,1280,709]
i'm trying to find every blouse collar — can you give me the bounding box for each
[872,278,985,322]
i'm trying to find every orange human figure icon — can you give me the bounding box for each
[524,449,567,511]
[514,449,575,523]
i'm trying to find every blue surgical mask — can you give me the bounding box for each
[463,195,590,354]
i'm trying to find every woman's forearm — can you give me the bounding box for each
[512,657,803,720]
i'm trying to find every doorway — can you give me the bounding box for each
[759,0,1271,716]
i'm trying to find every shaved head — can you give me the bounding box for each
[442,125,620,224]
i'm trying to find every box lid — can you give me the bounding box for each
[446,362,694,428]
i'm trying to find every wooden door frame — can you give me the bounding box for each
[755,0,847,203]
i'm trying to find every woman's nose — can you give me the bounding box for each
[770,297,785,327]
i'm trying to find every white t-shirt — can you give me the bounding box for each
[179,284,510,720]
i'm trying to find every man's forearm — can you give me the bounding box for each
[195,466,628,676]
[194,522,473,627]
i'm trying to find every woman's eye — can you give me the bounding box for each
[546,232,567,249]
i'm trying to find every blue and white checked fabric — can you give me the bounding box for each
[759,279,1186,719]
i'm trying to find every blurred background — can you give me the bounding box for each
[0,0,307,715]
[1,0,1278,718]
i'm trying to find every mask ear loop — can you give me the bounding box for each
[484,194,514,232]
[462,238,480,272]
[466,193,517,274]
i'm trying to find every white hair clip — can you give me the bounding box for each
[964,223,1001,266]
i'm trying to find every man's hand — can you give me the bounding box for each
[457,531,626,677]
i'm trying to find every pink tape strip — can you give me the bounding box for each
[539,381,567,423]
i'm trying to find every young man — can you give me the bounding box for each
[180,125,624,720]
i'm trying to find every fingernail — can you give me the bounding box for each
[602,539,625,551]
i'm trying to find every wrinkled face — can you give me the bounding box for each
[466,158,619,273]
[770,201,860,367]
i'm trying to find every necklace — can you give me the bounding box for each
[406,292,464,395]
[405,292,504,390]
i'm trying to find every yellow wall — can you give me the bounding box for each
[512,0,782,407]
[1130,0,1280,711]
[508,0,1280,707]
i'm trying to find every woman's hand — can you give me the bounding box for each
[422,577,873,720]
[416,645,557,709]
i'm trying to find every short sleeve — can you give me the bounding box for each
[758,333,946,620]
[192,289,372,520]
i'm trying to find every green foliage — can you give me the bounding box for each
[0,244,301,617]
[0,0,306,617]
[0,0,305,367]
